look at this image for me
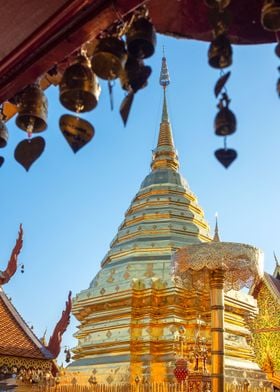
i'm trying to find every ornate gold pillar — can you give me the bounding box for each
[210,269,225,392]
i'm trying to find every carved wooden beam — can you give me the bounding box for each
[0,0,145,103]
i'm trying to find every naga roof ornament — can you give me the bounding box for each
[0,224,23,286]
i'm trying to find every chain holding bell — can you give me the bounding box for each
[0,118,8,148]
[16,84,48,133]
[261,0,280,31]
[126,17,156,59]
[60,55,101,113]
[215,93,236,136]
[208,33,232,69]
[91,37,126,80]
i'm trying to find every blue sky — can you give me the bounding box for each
[0,34,279,365]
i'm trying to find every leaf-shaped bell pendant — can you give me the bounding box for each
[0,118,8,148]
[59,114,94,153]
[208,33,232,69]
[16,84,48,133]
[60,55,101,113]
[215,94,236,136]
[215,147,237,168]
[91,37,127,80]
[126,17,156,59]
[14,137,46,171]
[261,0,280,31]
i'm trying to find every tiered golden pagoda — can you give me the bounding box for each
[69,57,272,390]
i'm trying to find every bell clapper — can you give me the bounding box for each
[75,99,85,113]
[27,117,35,141]
[108,80,115,111]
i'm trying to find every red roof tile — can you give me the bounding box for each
[0,289,53,359]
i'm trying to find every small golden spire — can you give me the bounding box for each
[274,251,279,267]
[41,329,47,346]
[213,213,220,242]
[273,252,280,280]
[151,50,179,172]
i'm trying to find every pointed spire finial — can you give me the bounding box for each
[160,47,170,89]
[151,49,179,172]
[213,212,220,242]
[160,47,170,122]
[41,328,47,345]
[274,251,279,267]
[273,252,280,280]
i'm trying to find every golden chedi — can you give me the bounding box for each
[69,56,273,391]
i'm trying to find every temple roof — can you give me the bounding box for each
[0,1,276,105]
[265,273,280,301]
[0,287,53,360]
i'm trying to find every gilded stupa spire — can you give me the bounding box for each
[151,51,179,172]
[213,213,220,242]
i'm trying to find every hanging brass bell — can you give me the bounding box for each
[16,84,48,133]
[208,33,232,69]
[126,17,156,59]
[120,56,152,92]
[60,56,101,113]
[215,95,236,136]
[91,37,126,80]
[261,0,280,31]
[204,0,231,8]
[0,119,8,148]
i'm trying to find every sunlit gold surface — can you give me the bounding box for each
[172,242,263,292]
[251,272,280,389]
[69,83,271,390]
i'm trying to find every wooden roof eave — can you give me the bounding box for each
[0,0,145,104]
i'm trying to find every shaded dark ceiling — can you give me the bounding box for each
[0,0,275,103]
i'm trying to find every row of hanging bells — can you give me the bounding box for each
[0,6,156,170]
[205,0,237,169]
[205,0,280,33]
[261,0,280,32]
[58,7,156,149]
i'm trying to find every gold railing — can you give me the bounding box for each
[15,380,273,392]
[17,382,188,392]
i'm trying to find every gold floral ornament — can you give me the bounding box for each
[171,242,264,292]
[172,242,263,392]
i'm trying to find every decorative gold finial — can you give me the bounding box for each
[273,252,280,280]
[274,251,279,267]
[151,49,179,172]
[41,329,47,345]
[160,48,170,123]
[160,48,170,89]
[213,212,220,242]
